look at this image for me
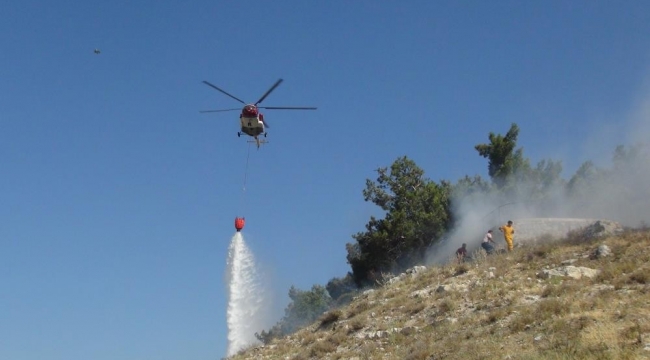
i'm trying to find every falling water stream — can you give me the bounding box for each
[225,232,265,356]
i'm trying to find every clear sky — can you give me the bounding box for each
[2,1,650,358]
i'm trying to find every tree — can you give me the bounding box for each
[501,157,564,201]
[474,124,565,204]
[533,159,564,193]
[325,273,357,301]
[283,285,332,333]
[613,144,644,170]
[474,123,521,188]
[451,174,492,201]
[567,160,601,202]
[255,284,332,344]
[346,156,452,285]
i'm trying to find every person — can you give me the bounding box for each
[498,220,515,252]
[481,229,496,254]
[456,243,468,263]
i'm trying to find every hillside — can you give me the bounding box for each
[229,228,650,360]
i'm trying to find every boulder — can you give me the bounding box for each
[538,266,600,279]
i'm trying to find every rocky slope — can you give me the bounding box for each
[229,227,650,360]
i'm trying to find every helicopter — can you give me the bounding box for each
[200,79,316,148]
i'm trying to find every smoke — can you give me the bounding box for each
[225,232,269,356]
[426,87,650,265]
[565,83,650,226]
[425,188,534,265]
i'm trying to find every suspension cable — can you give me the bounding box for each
[239,142,252,215]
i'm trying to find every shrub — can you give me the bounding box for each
[310,339,337,357]
[627,269,649,284]
[318,310,342,328]
[404,300,426,315]
[438,298,456,314]
[326,274,358,300]
[347,300,371,319]
[256,284,333,342]
[537,298,567,318]
[333,291,357,307]
[347,318,366,333]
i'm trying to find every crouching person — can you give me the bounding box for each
[481,229,496,254]
[456,243,468,263]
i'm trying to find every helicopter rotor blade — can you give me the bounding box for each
[258,106,318,110]
[255,79,283,105]
[199,108,242,113]
[202,81,246,104]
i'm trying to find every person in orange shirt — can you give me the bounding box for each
[499,220,515,252]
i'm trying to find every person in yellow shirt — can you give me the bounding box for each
[499,220,515,252]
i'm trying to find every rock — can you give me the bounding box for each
[366,330,388,339]
[410,289,431,298]
[592,244,612,259]
[522,295,541,304]
[582,220,624,240]
[567,266,600,279]
[537,269,564,279]
[538,266,600,279]
[387,273,408,284]
[591,284,615,292]
[406,265,427,274]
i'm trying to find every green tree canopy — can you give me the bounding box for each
[255,284,332,344]
[474,123,564,201]
[474,123,521,187]
[346,156,452,285]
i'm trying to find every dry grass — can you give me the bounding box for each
[346,299,372,319]
[317,310,342,328]
[228,229,650,360]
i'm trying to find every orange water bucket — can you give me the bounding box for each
[234,217,245,232]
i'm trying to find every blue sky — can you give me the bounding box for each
[2,1,650,358]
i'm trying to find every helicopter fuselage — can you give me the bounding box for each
[239,104,265,137]
[240,114,265,137]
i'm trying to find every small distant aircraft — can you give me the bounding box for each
[200,79,316,148]
[93,49,101,54]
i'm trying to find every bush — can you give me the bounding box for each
[326,273,358,300]
[256,284,333,342]
[318,310,342,327]
[333,291,357,307]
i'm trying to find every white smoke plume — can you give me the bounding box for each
[426,88,650,265]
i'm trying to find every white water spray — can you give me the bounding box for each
[225,232,266,356]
